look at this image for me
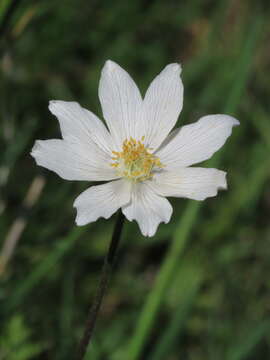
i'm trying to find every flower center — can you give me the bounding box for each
[110,136,164,182]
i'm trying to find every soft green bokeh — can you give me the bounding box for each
[1,1,270,359]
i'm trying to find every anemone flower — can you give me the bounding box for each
[31,60,239,237]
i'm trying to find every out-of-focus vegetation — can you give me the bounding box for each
[0,1,270,359]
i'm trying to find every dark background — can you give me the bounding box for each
[0,1,270,359]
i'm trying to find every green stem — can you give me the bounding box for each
[76,211,125,360]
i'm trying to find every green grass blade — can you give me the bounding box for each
[126,17,263,360]
[6,227,86,311]
[149,263,203,360]
[226,321,270,360]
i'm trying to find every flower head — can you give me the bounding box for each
[110,136,164,182]
[31,60,239,236]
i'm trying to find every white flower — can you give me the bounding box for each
[31,60,239,237]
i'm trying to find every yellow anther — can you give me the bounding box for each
[110,136,164,182]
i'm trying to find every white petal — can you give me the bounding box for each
[143,63,183,150]
[122,182,172,237]
[150,167,227,201]
[156,114,239,168]
[99,60,143,149]
[74,179,131,225]
[49,100,113,154]
[31,139,118,181]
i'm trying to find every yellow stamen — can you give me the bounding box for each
[110,136,164,182]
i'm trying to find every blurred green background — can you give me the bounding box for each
[1,1,270,359]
